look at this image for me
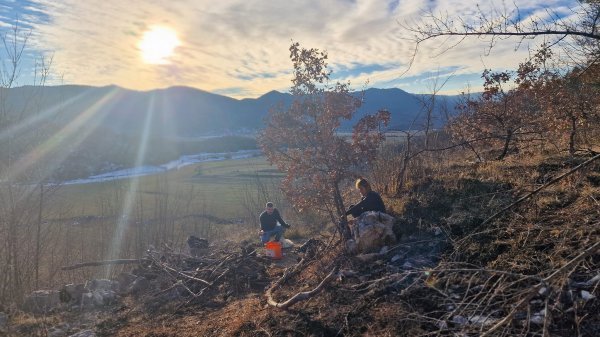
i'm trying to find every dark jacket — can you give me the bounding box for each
[259,208,289,231]
[346,191,386,217]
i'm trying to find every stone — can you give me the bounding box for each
[85,279,115,292]
[352,211,396,253]
[116,273,137,294]
[60,284,86,303]
[452,315,467,325]
[391,254,402,263]
[68,330,96,337]
[530,309,545,325]
[469,315,498,327]
[128,277,151,295]
[80,293,95,309]
[23,290,61,313]
[581,290,596,301]
[92,290,116,306]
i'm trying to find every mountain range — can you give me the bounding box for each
[1,85,460,139]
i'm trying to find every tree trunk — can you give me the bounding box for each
[569,114,577,156]
[497,129,513,160]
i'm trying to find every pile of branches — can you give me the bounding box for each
[130,241,273,310]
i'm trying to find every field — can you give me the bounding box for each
[10,156,290,293]
[50,156,283,220]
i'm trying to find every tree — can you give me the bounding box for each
[406,1,600,68]
[258,43,390,231]
[447,48,556,160]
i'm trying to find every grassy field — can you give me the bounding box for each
[50,156,284,220]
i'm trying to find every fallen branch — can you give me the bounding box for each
[266,267,338,309]
[61,259,145,271]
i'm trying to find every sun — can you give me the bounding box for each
[138,26,180,64]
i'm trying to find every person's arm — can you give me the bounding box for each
[273,209,290,228]
[347,197,368,217]
[259,212,268,231]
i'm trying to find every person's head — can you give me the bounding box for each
[355,178,371,197]
[265,202,274,214]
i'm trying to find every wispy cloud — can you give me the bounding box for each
[0,0,580,97]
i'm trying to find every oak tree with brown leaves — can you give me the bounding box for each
[258,43,390,229]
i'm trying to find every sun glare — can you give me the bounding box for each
[138,26,180,64]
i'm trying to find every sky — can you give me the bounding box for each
[0,0,580,98]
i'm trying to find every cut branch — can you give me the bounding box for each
[266,267,338,309]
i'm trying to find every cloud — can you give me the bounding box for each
[2,0,582,97]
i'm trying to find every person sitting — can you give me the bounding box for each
[345,178,386,218]
[259,202,290,243]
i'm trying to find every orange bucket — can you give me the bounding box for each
[265,241,283,260]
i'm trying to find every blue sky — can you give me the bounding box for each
[0,0,580,98]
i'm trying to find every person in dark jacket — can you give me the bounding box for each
[259,202,290,243]
[345,178,386,218]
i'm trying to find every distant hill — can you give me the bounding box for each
[0,85,460,138]
[0,85,460,180]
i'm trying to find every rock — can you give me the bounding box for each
[469,315,498,327]
[530,309,545,325]
[281,238,295,249]
[92,289,116,306]
[391,254,402,263]
[85,279,116,292]
[353,212,396,253]
[80,293,95,309]
[69,330,96,337]
[402,261,413,269]
[116,273,137,293]
[128,277,151,295]
[581,290,596,301]
[23,290,61,313]
[60,284,86,303]
[379,246,389,254]
[452,315,467,325]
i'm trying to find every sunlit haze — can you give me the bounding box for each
[1,0,583,97]
[138,26,180,64]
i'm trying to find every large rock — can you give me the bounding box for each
[60,284,86,303]
[23,290,61,313]
[352,211,396,253]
